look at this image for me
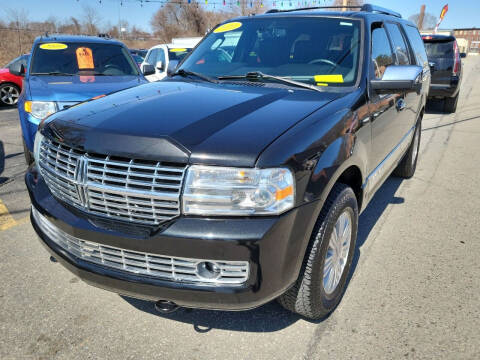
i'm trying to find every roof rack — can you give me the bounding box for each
[266,3,402,18]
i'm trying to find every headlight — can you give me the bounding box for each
[182,166,295,216]
[33,131,44,163]
[24,101,57,119]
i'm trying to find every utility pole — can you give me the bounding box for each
[418,4,426,30]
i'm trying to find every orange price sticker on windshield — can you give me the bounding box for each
[76,47,94,70]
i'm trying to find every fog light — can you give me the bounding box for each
[197,261,221,279]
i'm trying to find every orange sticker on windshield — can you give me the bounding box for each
[76,47,94,70]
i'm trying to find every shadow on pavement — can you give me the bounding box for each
[0,140,5,184]
[347,177,404,290]
[122,177,405,332]
[0,104,17,111]
[425,98,446,114]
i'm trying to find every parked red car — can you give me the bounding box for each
[0,54,28,106]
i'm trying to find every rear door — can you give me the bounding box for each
[423,38,454,85]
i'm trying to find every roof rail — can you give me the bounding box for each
[361,4,401,18]
[265,3,401,18]
[265,6,361,14]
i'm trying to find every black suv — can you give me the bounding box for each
[422,34,464,113]
[27,5,430,319]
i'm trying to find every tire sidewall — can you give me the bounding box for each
[310,188,358,312]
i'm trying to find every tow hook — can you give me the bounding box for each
[154,300,179,314]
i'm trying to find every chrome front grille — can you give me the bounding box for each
[38,137,186,225]
[33,207,249,285]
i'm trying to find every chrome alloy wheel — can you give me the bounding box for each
[411,127,420,166]
[323,210,352,294]
[0,85,19,105]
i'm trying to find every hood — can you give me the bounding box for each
[44,80,342,167]
[28,75,145,102]
[0,68,9,75]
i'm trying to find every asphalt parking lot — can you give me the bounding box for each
[1,57,479,360]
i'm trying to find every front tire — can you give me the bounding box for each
[0,83,20,106]
[444,92,459,113]
[278,183,358,319]
[23,138,34,165]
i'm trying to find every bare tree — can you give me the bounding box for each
[332,0,364,8]
[151,2,235,42]
[231,0,268,16]
[4,8,30,54]
[408,12,437,30]
[82,4,103,35]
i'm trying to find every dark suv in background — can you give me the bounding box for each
[27,5,430,319]
[422,34,464,113]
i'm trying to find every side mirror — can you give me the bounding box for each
[155,61,164,71]
[167,60,180,77]
[141,64,155,76]
[371,65,423,94]
[9,63,25,77]
[460,52,467,58]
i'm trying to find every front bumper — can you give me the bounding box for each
[26,168,318,310]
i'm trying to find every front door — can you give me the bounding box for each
[368,23,402,175]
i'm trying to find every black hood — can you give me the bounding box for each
[44,80,342,167]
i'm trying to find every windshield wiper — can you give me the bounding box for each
[172,69,217,83]
[30,71,75,76]
[218,71,322,92]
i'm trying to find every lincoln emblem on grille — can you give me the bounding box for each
[74,156,89,207]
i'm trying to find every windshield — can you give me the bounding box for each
[424,41,454,58]
[179,17,361,87]
[30,42,139,76]
[168,48,193,61]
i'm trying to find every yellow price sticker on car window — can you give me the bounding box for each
[169,48,187,52]
[314,75,344,83]
[214,22,242,33]
[39,43,68,50]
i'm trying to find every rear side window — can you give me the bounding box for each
[371,26,394,79]
[385,23,410,65]
[403,25,428,67]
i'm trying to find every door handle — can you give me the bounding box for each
[396,98,406,111]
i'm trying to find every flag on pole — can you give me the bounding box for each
[434,4,448,33]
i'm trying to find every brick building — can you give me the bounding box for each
[453,28,480,54]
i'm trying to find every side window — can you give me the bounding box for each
[19,55,28,68]
[385,23,410,65]
[145,49,157,65]
[371,25,394,79]
[157,49,166,66]
[403,25,428,68]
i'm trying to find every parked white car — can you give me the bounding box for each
[141,38,202,82]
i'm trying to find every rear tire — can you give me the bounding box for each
[444,93,459,113]
[393,120,421,179]
[277,183,358,319]
[23,138,34,165]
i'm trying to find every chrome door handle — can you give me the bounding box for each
[396,98,406,111]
